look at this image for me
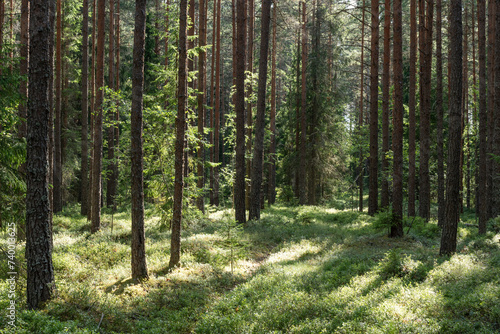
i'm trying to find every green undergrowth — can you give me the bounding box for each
[1,205,499,333]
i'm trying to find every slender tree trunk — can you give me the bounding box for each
[81,0,89,216]
[358,0,366,212]
[381,0,391,211]
[88,0,96,220]
[440,0,463,256]
[106,0,116,208]
[209,0,216,205]
[248,0,272,221]
[245,0,254,209]
[114,0,120,208]
[0,0,4,65]
[408,0,417,217]
[298,1,308,205]
[436,0,445,226]
[295,23,301,199]
[170,0,188,267]
[26,0,55,308]
[487,0,495,219]
[462,6,469,210]
[214,0,221,206]
[48,0,55,219]
[391,0,403,237]
[419,0,433,221]
[368,0,379,215]
[18,0,29,142]
[53,0,62,213]
[234,0,247,223]
[196,0,206,213]
[268,1,277,205]
[493,0,500,218]
[478,0,487,233]
[91,0,106,233]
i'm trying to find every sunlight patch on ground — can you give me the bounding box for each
[265,240,323,265]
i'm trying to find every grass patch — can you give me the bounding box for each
[1,205,499,333]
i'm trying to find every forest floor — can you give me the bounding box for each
[1,204,500,333]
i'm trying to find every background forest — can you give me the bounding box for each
[1,0,500,332]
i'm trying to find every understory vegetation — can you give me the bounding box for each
[1,205,500,333]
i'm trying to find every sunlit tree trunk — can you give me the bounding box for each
[26,0,55,309]
[268,1,277,205]
[209,0,216,205]
[249,0,272,221]
[130,0,148,279]
[245,0,255,209]
[441,0,463,256]
[391,0,403,237]
[196,0,206,213]
[170,0,188,267]
[106,0,116,209]
[358,0,366,212]
[214,0,221,207]
[368,0,379,215]
[91,0,106,233]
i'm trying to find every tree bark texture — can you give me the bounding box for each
[381,0,391,211]
[130,0,149,279]
[53,0,62,213]
[391,0,403,237]
[358,0,365,212]
[487,0,495,219]
[436,0,445,226]
[249,0,272,221]
[441,0,462,256]
[478,0,487,233]
[214,0,221,207]
[170,0,188,267]
[408,0,417,217]
[26,0,55,309]
[234,0,247,224]
[81,0,89,216]
[368,0,379,215]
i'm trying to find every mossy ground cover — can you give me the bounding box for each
[1,205,499,333]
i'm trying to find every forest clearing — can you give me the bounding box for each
[1,205,500,333]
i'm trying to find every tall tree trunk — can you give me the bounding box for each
[48,0,55,219]
[248,0,272,221]
[408,0,417,216]
[106,0,116,208]
[368,0,379,215]
[53,0,62,213]
[419,0,433,221]
[478,0,487,233]
[358,0,366,212]
[88,0,97,220]
[298,1,308,205]
[234,0,247,223]
[0,0,4,65]
[81,0,89,216]
[295,23,301,199]
[26,0,55,308]
[114,0,120,207]
[196,0,206,213]
[493,0,500,218]
[391,0,403,237]
[91,0,106,233]
[440,0,462,256]
[130,0,148,279]
[170,0,188,267]
[268,1,277,205]
[209,0,216,205]
[487,0,495,219]
[436,0,445,226]
[214,0,221,206]
[462,6,469,210]
[18,0,29,142]
[245,0,255,209]
[381,0,391,211]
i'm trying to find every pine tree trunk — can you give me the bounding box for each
[106,0,116,209]
[245,0,254,209]
[18,0,29,141]
[91,0,106,233]
[368,0,379,215]
[130,0,148,279]
[408,0,417,217]
[26,0,55,308]
[81,0,89,216]
[88,0,96,220]
[248,0,271,221]
[170,0,188,267]
[234,0,247,224]
[486,0,495,219]
[295,24,301,199]
[214,0,221,207]
[209,0,216,205]
[391,0,404,237]
[358,0,365,212]
[440,0,463,256]
[53,0,63,213]
[493,0,500,218]
[381,0,391,211]
[436,0,445,227]
[268,2,277,205]
[478,0,487,233]
[298,1,308,205]
[196,0,206,213]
